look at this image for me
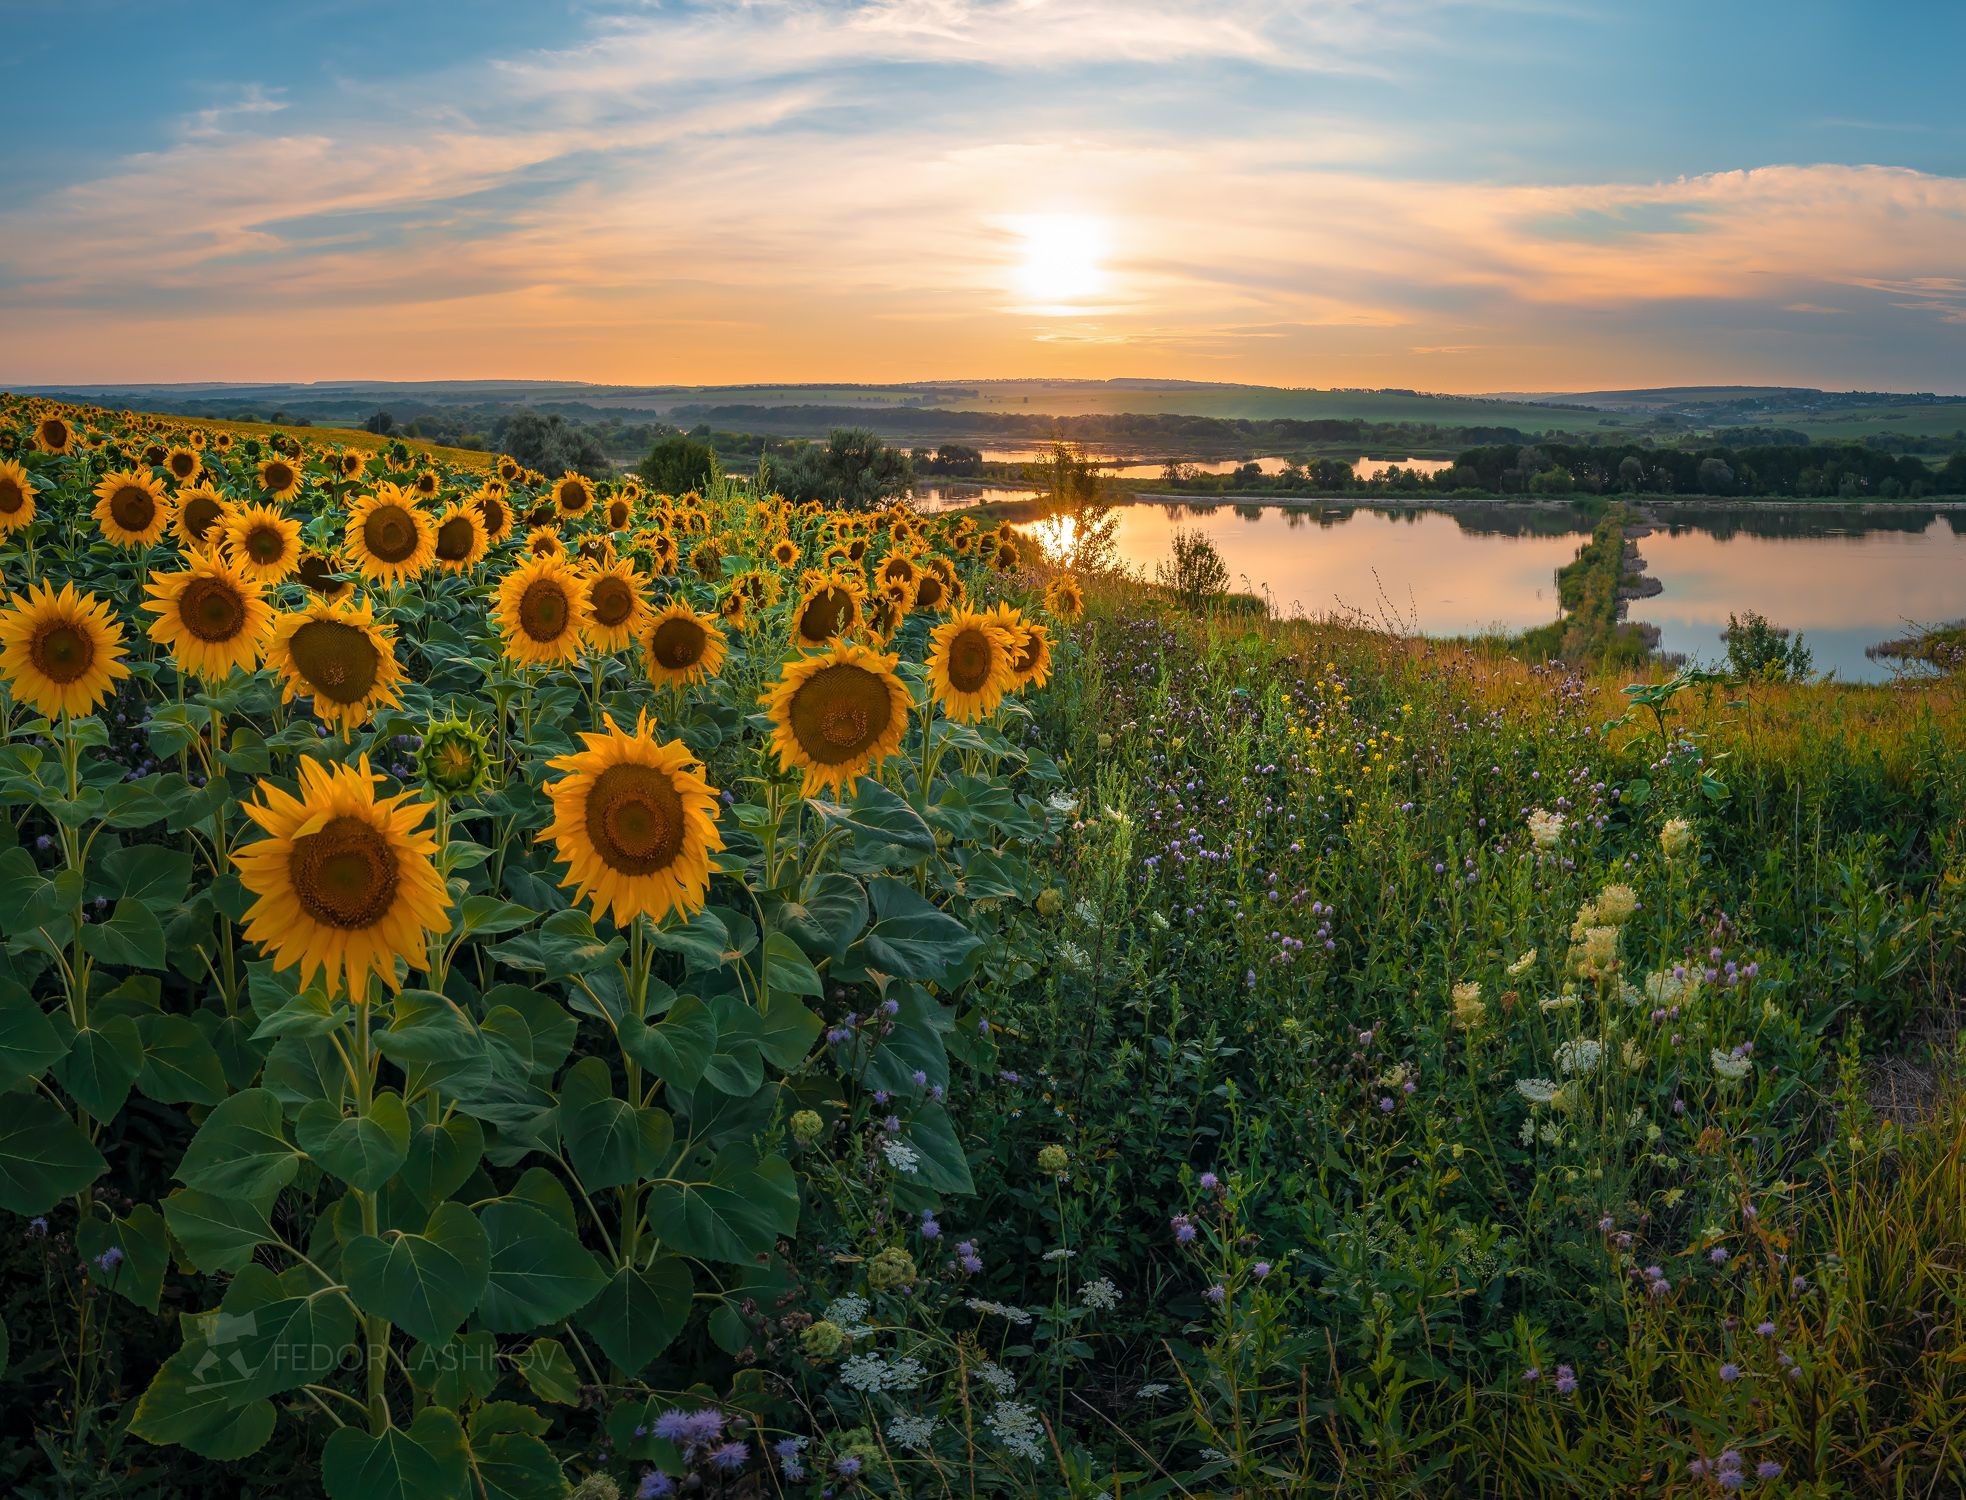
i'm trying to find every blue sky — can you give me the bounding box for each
[3,0,1962,388]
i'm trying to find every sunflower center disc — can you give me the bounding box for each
[1017,634,1042,673]
[290,815,399,929]
[32,622,95,683]
[649,617,704,669]
[916,575,944,608]
[436,517,475,560]
[182,496,221,539]
[365,506,415,562]
[792,664,889,762]
[590,578,632,627]
[948,629,993,691]
[247,525,284,563]
[798,591,850,642]
[480,498,506,533]
[110,486,154,531]
[182,578,247,642]
[171,453,196,477]
[289,620,380,703]
[266,464,294,490]
[587,763,684,874]
[519,581,570,641]
[0,478,23,514]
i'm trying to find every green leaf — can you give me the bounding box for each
[475,1200,608,1332]
[163,1189,275,1274]
[0,1092,106,1214]
[622,995,715,1091]
[775,873,867,953]
[515,1337,580,1405]
[103,843,194,905]
[297,1092,412,1193]
[408,1330,499,1408]
[487,907,624,979]
[762,929,824,999]
[757,990,823,1071]
[649,905,732,972]
[863,878,983,981]
[650,1146,798,1263]
[81,898,168,970]
[579,1256,693,1375]
[78,1204,168,1312]
[812,779,935,857]
[0,978,69,1091]
[344,1201,490,1346]
[467,1406,568,1500]
[135,1013,228,1106]
[905,1103,975,1194]
[401,1115,485,1207]
[176,1089,301,1207]
[53,1017,144,1121]
[375,989,491,1099]
[560,1056,671,1191]
[322,1405,469,1500]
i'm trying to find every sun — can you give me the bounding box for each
[1009,214,1107,310]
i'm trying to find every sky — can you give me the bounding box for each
[2,0,1963,392]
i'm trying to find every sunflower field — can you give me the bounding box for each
[4,395,1966,1499]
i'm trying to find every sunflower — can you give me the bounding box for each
[163,445,202,484]
[412,470,441,499]
[875,553,920,600]
[295,550,354,604]
[864,592,904,645]
[34,415,74,455]
[789,575,864,649]
[913,558,959,614]
[431,503,489,573]
[493,553,589,666]
[770,538,801,569]
[715,584,751,632]
[581,559,650,651]
[1002,611,1053,690]
[223,502,303,584]
[211,431,234,452]
[1044,573,1086,624]
[344,485,436,585]
[92,469,172,548]
[762,641,911,796]
[928,607,1018,723]
[496,455,521,484]
[256,454,304,499]
[266,599,405,730]
[646,531,679,575]
[474,487,515,543]
[525,525,564,559]
[0,581,131,718]
[0,459,37,534]
[992,538,1023,574]
[233,756,448,999]
[553,472,595,518]
[143,553,274,681]
[689,538,724,582]
[172,484,229,550]
[540,713,723,928]
[605,494,635,531]
[334,450,366,479]
[641,603,727,688]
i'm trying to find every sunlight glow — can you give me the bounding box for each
[1008,215,1108,311]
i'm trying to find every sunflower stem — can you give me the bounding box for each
[353,991,392,1434]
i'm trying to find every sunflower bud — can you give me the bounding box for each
[417,715,494,798]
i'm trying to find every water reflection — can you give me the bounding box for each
[1015,502,1966,682]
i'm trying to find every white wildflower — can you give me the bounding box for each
[882,1140,921,1174]
[1042,1247,1077,1262]
[1590,883,1639,925]
[975,1361,1018,1397]
[888,1414,937,1450]
[1539,993,1580,1013]
[985,1400,1048,1464]
[1661,817,1694,860]
[1527,808,1565,849]
[965,1298,1034,1325]
[1058,940,1091,973]
[1516,1077,1562,1105]
[1507,949,1538,977]
[1074,897,1099,925]
[1137,1382,1170,1399]
[822,1294,873,1338]
[1046,792,1079,816]
[1711,1048,1753,1083]
[1554,1037,1603,1077]
[1079,1276,1121,1310]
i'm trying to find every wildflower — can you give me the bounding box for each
[1527,808,1565,849]
[835,1455,863,1477]
[1507,949,1537,977]
[636,1471,675,1498]
[1252,1261,1272,1279]
[1037,1144,1069,1174]
[919,1211,941,1240]
[1035,887,1063,917]
[1516,1077,1562,1106]
[1589,883,1639,925]
[707,1441,749,1474]
[1204,1283,1226,1304]
[1554,1365,1577,1395]
[1079,1277,1121,1310]
[975,1361,1018,1396]
[882,1140,922,1174]
[95,1247,125,1273]
[790,1109,824,1145]
[1554,1037,1603,1077]
[1709,1246,1731,1265]
[1451,980,1486,1029]
[1711,1049,1753,1083]
[888,1413,937,1450]
[1198,1171,1220,1191]
[1756,1460,1783,1479]
[823,1294,873,1336]
[868,1246,918,1291]
[1755,1320,1776,1338]
[1570,923,1620,979]
[1718,1362,1742,1382]
[1661,817,1694,859]
[964,1298,1032,1324]
[1137,1382,1170,1399]
[984,1400,1048,1463]
[1171,1215,1198,1245]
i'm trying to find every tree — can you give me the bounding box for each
[495,410,610,478]
[1156,528,1230,612]
[773,428,913,510]
[639,434,718,495]
[1026,441,1118,573]
[1617,455,1645,491]
[1696,456,1735,494]
[363,410,395,435]
[1724,610,1813,681]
